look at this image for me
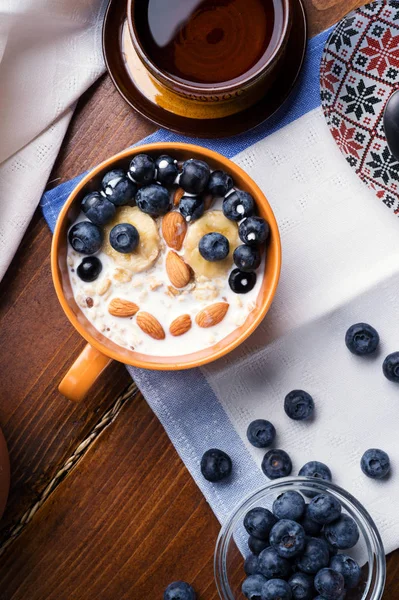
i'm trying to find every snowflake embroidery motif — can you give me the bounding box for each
[320,58,340,93]
[341,79,382,120]
[331,122,364,158]
[329,16,358,53]
[360,29,399,77]
[367,146,399,185]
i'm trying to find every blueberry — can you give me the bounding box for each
[269,519,306,559]
[207,170,233,197]
[261,578,293,600]
[136,184,171,216]
[129,153,155,184]
[295,537,330,574]
[228,269,257,294]
[307,494,341,525]
[244,553,260,576]
[300,505,323,537]
[179,195,205,222]
[239,217,269,246]
[102,172,136,206]
[76,256,102,282]
[109,223,139,254]
[81,191,116,225]
[324,514,360,550]
[330,554,361,589]
[200,448,232,482]
[242,574,267,600]
[246,420,276,449]
[273,491,305,522]
[314,568,345,600]
[223,190,255,221]
[244,507,277,540]
[288,572,314,600]
[262,449,292,480]
[233,245,261,272]
[361,448,390,479]
[68,221,103,254]
[284,390,314,421]
[199,233,229,262]
[345,322,379,356]
[164,581,196,600]
[299,461,332,483]
[383,351,399,382]
[156,155,179,185]
[248,536,269,555]
[258,547,291,579]
[179,159,210,194]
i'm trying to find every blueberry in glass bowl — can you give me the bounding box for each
[214,478,385,600]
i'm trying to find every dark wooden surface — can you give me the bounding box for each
[0,1,398,598]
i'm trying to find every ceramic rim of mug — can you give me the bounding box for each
[127,0,292,95]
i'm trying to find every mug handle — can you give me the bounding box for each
[59,343,112,402]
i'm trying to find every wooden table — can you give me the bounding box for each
[0,1,398,597]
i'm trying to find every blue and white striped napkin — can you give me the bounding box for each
[42,26,399,557]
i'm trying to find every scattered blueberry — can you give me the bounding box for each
[102,171,136,206]
[284,390,314,421]
[164,581,196,600]
[109,223,139,254]
[239,216,269,246]
[200,448,232,482]
[307,494,342,525]
[136,184,171,216]
[361,448,390,479]
[77,256,102,282]
[233,245,261,272]
[273,491,305,522]
[228,268,257,294]
[81,191,116,225]
[244,507,277,540]
[207,170,233,197]
[129,153,155,184]
[288,572,314,600]
[269,519,306,559]
[300,505,323,537]
[68,221,103,254]
[179,159,210,194]
[258,547,291,580]
[246,419,276,449]
[296,537,330,574]
[299,461,332,484]
[324,514,360,550]
[261,578,293,600]
[345,323,380,356]
[156,155,179,185]
[244,553,260,576]
[248,536,269,555]
[223,190,255,221]
[262,449,293,480]
[314,568,345,600]
[330,554,361,589]
[383,351,399,382]
[199,232,229,262]
[242,574,267,600]
[179,195,205,222]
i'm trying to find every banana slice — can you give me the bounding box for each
[103,206,160,273]
[184,210,240,279]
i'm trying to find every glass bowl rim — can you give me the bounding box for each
[214,476,386,600]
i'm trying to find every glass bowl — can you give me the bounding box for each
[214,477,386,600]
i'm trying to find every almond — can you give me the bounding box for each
[173,186,185,206]
[162,211,187,251]
[170,314,192,337]
[195,302,229,328]
[108,298,139,318]
[203,193,214,211]
[136,312,165,340]
[166,251,192,289]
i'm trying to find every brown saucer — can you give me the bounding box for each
[102,0,307,138]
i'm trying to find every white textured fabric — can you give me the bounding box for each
[203,106,399,555]
[0,0,107,280]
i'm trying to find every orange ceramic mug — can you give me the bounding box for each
[52,143,281,402]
